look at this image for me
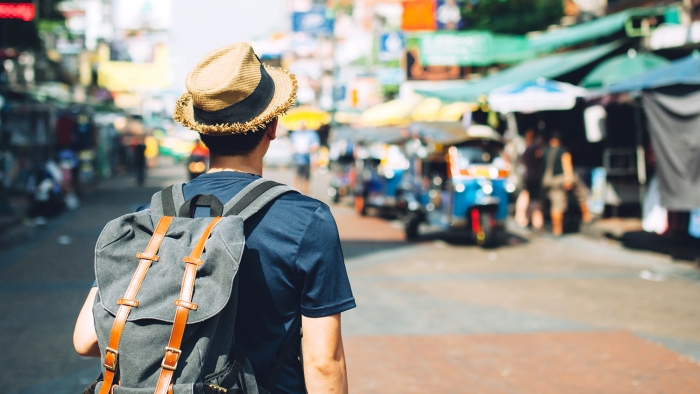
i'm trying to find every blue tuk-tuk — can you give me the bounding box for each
[403,122,513,247]
[353,127,411,216]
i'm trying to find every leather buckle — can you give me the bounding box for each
[104,347,119,372]
[117,298,139,307]
[182,256,203,266]
[174,299,198,310]
[136,252,159,261]
[161,346,182,371]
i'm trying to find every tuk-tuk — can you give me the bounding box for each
[403,122,513,247]
[353,127,411,216]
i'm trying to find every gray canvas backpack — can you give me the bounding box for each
[90,178,299,394]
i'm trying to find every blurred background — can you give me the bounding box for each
[1,0,700,392]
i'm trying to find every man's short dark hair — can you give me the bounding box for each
[199,120,273,156]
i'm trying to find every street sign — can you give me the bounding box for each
[292,8,334,35]
[379,32,405,61]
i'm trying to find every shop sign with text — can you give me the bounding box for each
[292,8,334,35]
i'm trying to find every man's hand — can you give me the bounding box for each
[302,314,348,394]
[73,287,101,357]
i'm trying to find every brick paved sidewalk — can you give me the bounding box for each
[328,183,700,393]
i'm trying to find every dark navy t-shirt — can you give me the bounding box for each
[96,172,355,394]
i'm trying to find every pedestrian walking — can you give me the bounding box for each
[290,120,320,195]
[73,43,354,394]
[542,131,592,236]
[515,129,545,229]
[133,137,147,187]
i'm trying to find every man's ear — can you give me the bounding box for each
[265,118,278,141]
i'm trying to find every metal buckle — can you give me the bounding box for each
[104,347,119,372]
[161,346,182,371]
[206,384,228,394]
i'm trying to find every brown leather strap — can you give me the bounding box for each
[154,217,222,394]
[99,216,174,394]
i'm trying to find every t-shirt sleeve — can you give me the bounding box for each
[296,204,355,318]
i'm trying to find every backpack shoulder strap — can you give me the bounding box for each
[223,178,298,220]
[150,183,186,216]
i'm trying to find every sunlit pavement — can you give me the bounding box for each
[2,158,700,393]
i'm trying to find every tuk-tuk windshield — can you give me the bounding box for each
[455,145,499,168]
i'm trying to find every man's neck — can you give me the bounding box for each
[208,154,263,176]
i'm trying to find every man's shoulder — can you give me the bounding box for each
[258,192,338,245]
[272,191,329,215]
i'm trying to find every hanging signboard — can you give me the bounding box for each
[436,0,465,30]
[376,67,406,86]
[113,0,172,30]
[379,32,406,61]
[418,32,533,66]
[0,2,34,21]
[419,32,492,66]
[406,48,467,80]
[402,0,436,31]
[292,8,334,35]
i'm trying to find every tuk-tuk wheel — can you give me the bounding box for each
[405,214,421,241]
[472,209,497,248]
[479,214,497,248]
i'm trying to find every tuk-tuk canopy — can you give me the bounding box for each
[359,99,478,127]
[354,126,405,145]
[408,122,502,146]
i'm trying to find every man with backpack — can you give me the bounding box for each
[73,43,355,394]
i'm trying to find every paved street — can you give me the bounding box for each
[1,158,700,393]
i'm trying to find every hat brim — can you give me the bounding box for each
[173,66,298,135]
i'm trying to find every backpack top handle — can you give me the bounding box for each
[178,194,224,218]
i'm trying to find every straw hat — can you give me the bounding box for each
[173,43,297,135]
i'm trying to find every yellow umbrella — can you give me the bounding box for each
[280,106,331,130]
[411,98,442,121]
[334,110,362,125]
[437,102,478,122]
[358,99,416,127]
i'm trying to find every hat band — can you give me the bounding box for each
[193,65,275,126]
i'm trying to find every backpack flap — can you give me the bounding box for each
[95,211,245,323]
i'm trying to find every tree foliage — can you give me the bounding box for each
[461,0,564,35]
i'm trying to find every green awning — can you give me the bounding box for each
[416,40,623,103]
[581,51,669,88]
[414,7,678,67]
[529,6,678,53]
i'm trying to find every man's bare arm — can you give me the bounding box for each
[74,287,101,357]
[561,152,574,189]
[302,313,348,394]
